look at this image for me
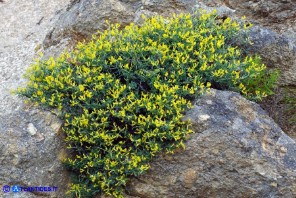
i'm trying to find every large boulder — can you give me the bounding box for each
[126,89,296,198]
[43,0,141,50]
[0,108,69,198]
[42,0,197,57]
[225,0,296,40]
[243,25,296,86]
[202,0,296,41]
[0,0,72,197]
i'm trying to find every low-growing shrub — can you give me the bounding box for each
[17,10,278,197]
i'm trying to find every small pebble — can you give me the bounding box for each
[27,123,37,136]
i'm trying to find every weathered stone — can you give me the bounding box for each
[0,0,71,197]
[242,25,296,86]
[27,123,37,136]
[225,0,296,37]
[0,107,70,198]
[194,2,236,18]
[126,89,296,198]
[42,0,142,56]
[42,0,197,57]
[202,0,296,42]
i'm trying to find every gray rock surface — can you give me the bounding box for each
[0,0,71,197]
[43,0,140,53]
[0,108,68,198]
[126,89,296,198]
[42,0,197,57]
[1,0,296,197]
[225,0,296,40]
[243,25,296,86]
[202,0,296,42]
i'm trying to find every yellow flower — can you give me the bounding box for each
[37,90,43,96]
[109,56,116,64]
[41,97,46,103]
[85,90,93,98]
[78,85,85,92]
[200,62,207,71]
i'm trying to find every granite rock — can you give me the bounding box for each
[0,0,71,197]
[126,89,296,198]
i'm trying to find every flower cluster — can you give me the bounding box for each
[17,10,277,197]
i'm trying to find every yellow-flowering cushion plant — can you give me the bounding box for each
[17,10,278,197]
